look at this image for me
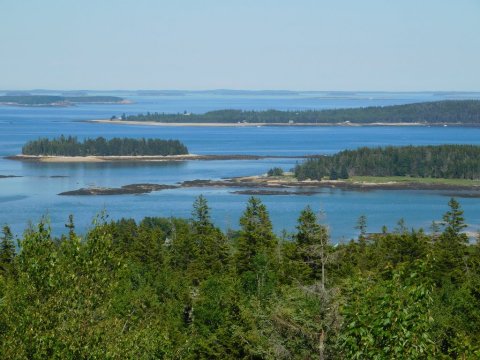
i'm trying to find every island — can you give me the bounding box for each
[0,95,129,107]
[96,100,480,126]
[8,142,480,196]
[293,144,480,181]
[56,144,480,197]
[18,135,189,157]
[7,137,326,162]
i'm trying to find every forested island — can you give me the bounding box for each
[0,197,479,358]
[21,136,189,156]
[294,144,480,181]
[112,100,480,125]
[0,95,127,106]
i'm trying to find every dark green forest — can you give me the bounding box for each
[294,145,480,180]
[22,136,189,156]
[0,95,124,106]
[120,100,480,124]
[1,197,479,359]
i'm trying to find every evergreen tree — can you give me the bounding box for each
[329,168,338,180]
[441,198,468,241]
[434,198,469,281]
[339,165,349,179]
[192,195,211,233]
[355,215,368,241]
[295,206,330,288]
[236,197,278,296]
[189,195,229,281]
[0,225,15,273]
[65,214,75,240]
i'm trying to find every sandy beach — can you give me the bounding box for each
[5,154,289,163]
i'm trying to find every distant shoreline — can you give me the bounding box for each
[5,154,309,163]
[89,119,428,127]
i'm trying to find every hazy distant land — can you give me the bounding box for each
[0,95,129,107]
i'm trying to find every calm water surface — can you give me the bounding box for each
[1,92,479,241]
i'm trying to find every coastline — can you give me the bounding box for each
[89,119,428,127]
[181,176,480,192]
[5,154,304,163]
[57,175,480,196]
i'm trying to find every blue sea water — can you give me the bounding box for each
[1,91,480,242]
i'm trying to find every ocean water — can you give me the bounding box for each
[1,91,480,242]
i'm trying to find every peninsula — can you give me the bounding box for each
[97,100,480,126]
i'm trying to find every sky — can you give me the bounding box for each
[1,0,479,91]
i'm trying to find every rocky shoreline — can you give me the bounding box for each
[57,175,480,196]
[59,184,177,196]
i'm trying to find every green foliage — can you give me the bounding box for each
[236,197,278,296]
[22,135,189,156]
[267,167,284,177]
[122,100,480,124]
[295,144,480,180]
[294,206,331,286]
[338,261,437,359]
[0,198,479,358]
[0,225,15,274]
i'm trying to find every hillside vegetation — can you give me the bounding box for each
[0,197,479,358]
[294,144,480,180]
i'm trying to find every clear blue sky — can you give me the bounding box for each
[1,0,479,91]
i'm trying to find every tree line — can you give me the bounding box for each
[22,135,189,156]
[119,100,480,124]
[294,144,480,180]
[1,197,479,358]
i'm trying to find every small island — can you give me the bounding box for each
[0,95,129,107]
[98,100,480,126]
[9,143,480,196]
[17,136,189,157]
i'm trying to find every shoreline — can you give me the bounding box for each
[5,154,310,163]
[57,175,480,196]
[89,119,430,127]
[181,176,480,192]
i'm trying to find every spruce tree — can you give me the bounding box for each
[0,225,15,273]
[434,198,469,281]
[190,196,229,281]
[296,206,330,287]
[235,197,277,295]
